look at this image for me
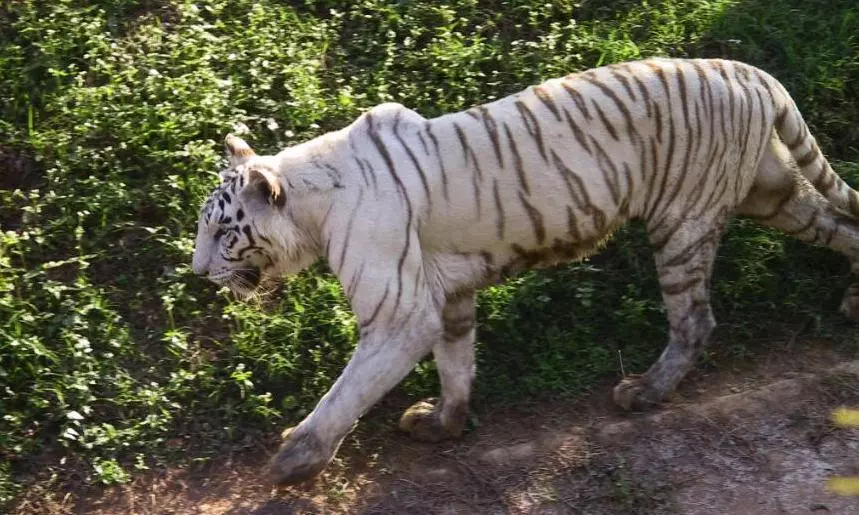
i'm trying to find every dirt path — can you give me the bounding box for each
[19,339,859,514]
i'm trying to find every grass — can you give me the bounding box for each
[1,0,858,508]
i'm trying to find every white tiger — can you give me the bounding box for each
[192,58,859,485]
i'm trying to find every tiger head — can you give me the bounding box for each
[191,134,320,298]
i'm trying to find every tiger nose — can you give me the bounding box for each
[191,256,208,276]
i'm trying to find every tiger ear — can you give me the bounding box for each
[225,133,256,167]
[243,165,286,209]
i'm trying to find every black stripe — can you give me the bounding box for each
[611,69,637,102]
[592,100,619,141]
[368,114,411,207]
[393,231,411,318]
[787,124,806,150]
[242,225,256,246]
[734,74,755,201]
[813,163,835,191]
[661,238,706,269]
[646,95,676,221]
[417,130,430,156]
[393,111,432,206]
[676,65,690,129]
[686,137,721,216]
[335,189,364,274]
[566,205,582,241]
[715,87,729,161]
[472,171,482,220]
[589,136,622,205]
[493,179,505,240]
[753,183,796,221]
[751,68,776,105]
[795,146,819,168]
[551,149,607,232]
[652,100,663,144]
[754,88,770,164]
[561,106,592,154]
[515,100,548,162]
[662,276,704,296]
[360,283,390,328]
[504,123,530,195]
[321,162,344,188]
[784,209,820,237]
[715,61,736,134]
[345,262,366,299]
[701,160,731,214]
[561,80,592,120]
[367,113,414,316]
[454,121,484,182]
[650,217,684,253]
[479,106,505,168]
[519,191,546,244]
[631,73,653,118]
[652,70,696,226]
[534,85,562,121]
[318,203,335,234]
[425,121,450,202]
[453,122,471,166]
[645,137,659,210]
[581,73,643,153]
[354,157,372,188]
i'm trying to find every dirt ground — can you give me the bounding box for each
[14,338,859,514]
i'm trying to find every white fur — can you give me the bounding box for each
[192,58,837,484]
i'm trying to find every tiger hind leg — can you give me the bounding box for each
[614,213,727,411]
[739,139,859,320]
[399,290,475,441]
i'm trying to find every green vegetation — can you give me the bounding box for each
[1,0,858,506]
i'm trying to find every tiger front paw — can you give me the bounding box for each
[612,375,663,412]
[398,398,468,442]
[268,427,333,486]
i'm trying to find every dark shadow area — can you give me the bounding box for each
[0,144,43,233]
[0,145,41,192]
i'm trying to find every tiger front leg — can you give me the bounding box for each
[399,290,476,442]
[269,306,442,486]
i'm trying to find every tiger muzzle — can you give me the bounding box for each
[234,267,262,288]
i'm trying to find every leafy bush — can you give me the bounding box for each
[1,0,858,505]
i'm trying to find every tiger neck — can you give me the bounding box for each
[277,132,351,261]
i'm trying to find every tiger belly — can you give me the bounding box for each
[424,174,629,295]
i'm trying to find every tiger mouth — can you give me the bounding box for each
[232,267,262,288]
[208,267,262,296]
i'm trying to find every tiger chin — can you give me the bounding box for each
[192,58,859,486]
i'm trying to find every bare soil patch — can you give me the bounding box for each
[13,338,859,514]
